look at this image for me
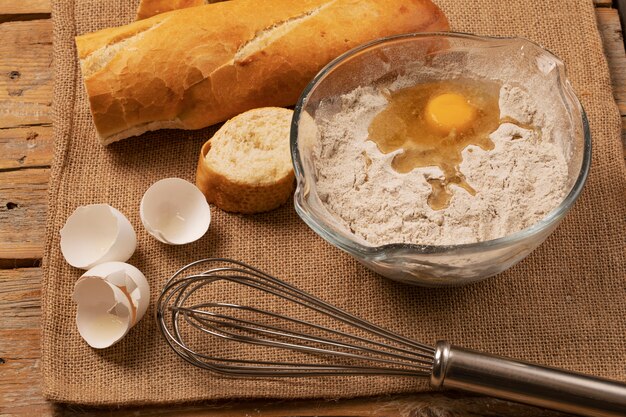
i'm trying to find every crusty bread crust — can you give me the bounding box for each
[136,0,226,20]
[196,135,295,214]
[76,0,449,145]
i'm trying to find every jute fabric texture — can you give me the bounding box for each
[43,0,626,404]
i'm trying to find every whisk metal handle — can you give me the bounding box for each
[430,341,626,417]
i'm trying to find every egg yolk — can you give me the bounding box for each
[424,92,477,135]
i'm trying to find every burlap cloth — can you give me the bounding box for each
[42,0,626,405]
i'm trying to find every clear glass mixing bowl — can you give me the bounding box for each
[291,33,591,287]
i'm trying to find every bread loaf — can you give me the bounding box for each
[76,0,449,145]
[196,107,294,214]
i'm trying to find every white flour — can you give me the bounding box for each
[313,78,570,246]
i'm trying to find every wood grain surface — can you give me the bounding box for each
[0,0,624,416]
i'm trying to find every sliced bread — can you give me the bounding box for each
[196,107,295,214]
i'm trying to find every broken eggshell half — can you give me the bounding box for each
[140,178,211,245]
[73,262,150,349]
[60,204,137,270]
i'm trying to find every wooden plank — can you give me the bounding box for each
[0,20,52,103]
[0,357,51,416]
[0,328,41,359]
[0,268,41,329]
[0,168,48,262]
[594,0,613,6]
[0,0,50,15]
[597,8,626,116]
[0,18,53,170]
[0,267,50,416]
[0,18,53,171]
[0,19,52,129]
[0,125,53,170]
[595,7,626,156]
[617,0,626,34]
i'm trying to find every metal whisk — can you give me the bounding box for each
[156,258,626,417]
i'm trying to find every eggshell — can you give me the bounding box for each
[73,276,133,349]
[140,178,211,245]
[84,261,150,324]
[60,204,137,270]
[73,262,150,349]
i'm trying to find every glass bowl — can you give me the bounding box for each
[291,32,590,287]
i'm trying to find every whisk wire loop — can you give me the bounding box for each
[156,258,435,377]
[180,302,433,362]
[173,260,434,352]
[177,305,432,372]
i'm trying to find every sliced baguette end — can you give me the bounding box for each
[196,107,295,214]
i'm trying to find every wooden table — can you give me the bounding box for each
[1,1,625,415]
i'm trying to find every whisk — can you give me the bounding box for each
[156,258,626,417]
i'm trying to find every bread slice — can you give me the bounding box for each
[196,107,295,214]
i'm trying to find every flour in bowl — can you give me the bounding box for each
[313,76,570,246]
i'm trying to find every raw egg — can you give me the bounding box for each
[424,92,477,135]
[368,79,502,210]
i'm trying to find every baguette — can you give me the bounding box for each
[196,107,294,213]
[76,0,449,145]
